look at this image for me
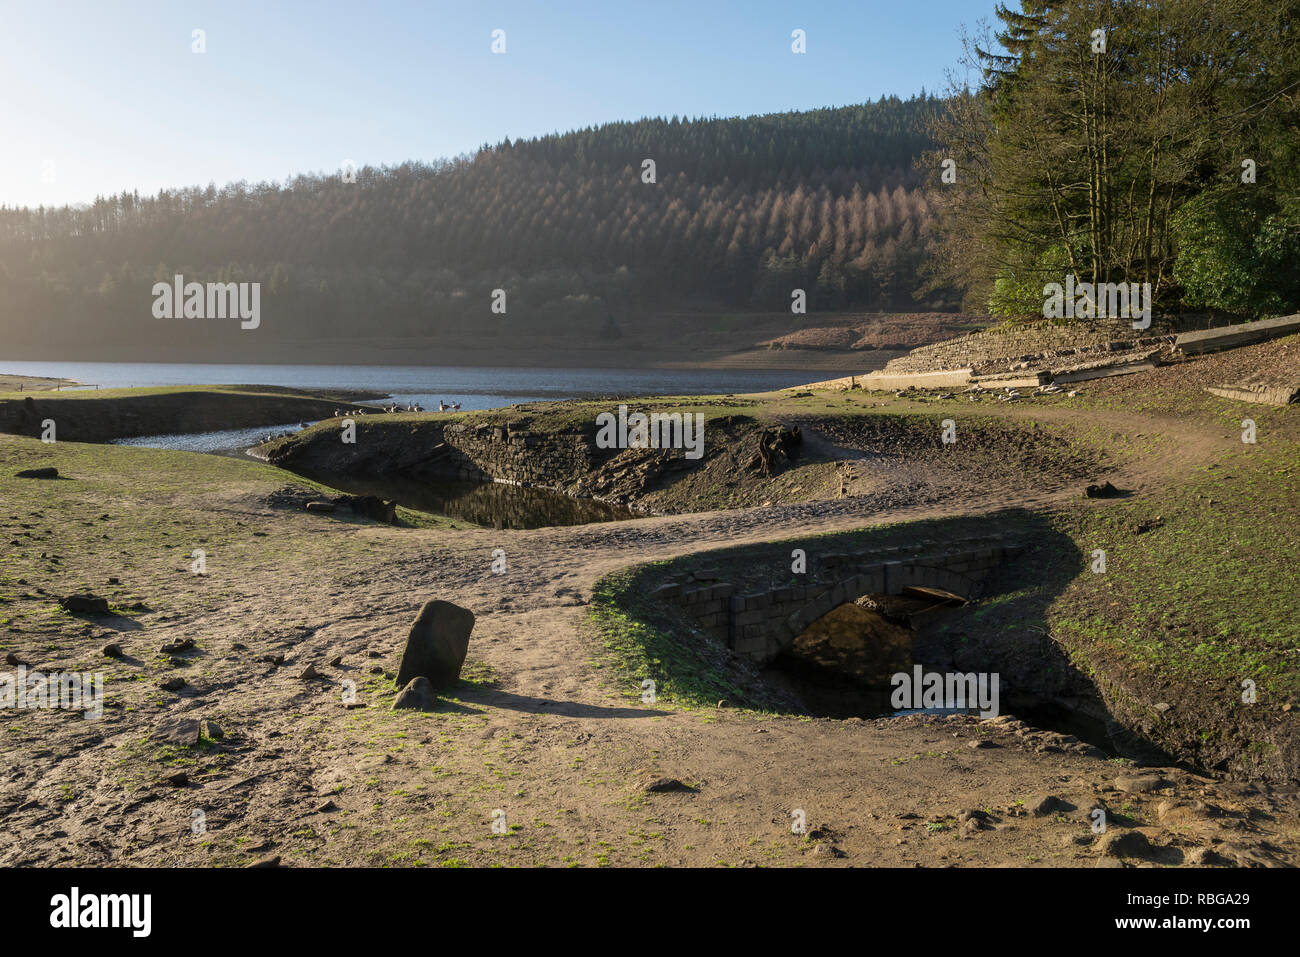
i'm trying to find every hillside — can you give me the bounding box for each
[0,97,953,362]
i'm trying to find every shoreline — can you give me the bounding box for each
[0,346,892,377]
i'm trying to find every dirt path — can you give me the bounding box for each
[2,400,1295,869]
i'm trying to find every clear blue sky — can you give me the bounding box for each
[2,0,997,208]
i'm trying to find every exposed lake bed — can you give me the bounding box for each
[1,339,1298,867]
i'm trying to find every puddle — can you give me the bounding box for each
[292,470,641,529]
[762,589,1117,753]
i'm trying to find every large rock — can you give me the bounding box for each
[395,600,475,689]
[60,593,110,615]
[150,717,202,747]
[1097,829,1157,860]
[339,495,397,524]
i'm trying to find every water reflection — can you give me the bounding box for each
[298,470,640,529]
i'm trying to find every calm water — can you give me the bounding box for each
[112,424,310,453]
[2,360,839,412]
[67,360,842,529]
[296,471,641,529]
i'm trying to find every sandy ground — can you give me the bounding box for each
[2,377,1296,869]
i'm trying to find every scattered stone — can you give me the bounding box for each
[200,719,224,741]
[644,777,696,793]
[395,599,475,689]
[392,676,438,711]
[158,677,186,692]
[5,652,28,667]
[810,843,846,858]
[60,594,110,615]
[1214,844,1272,868]
[247,855,281,868]
[305,501,336,513]
[716,699,731,709]
[1029,794,1075,817]
[160,638,195,654]
[1185,846,1228,866]
[150,716,202,747]
[957,809,991,829]
[14,467,58,479]
[337,495,397,524]
[328,655,343,667]
[1097,829,1156,859]
[967,738,997,749]
[298,663,323,680]
[102,643,124,658]
[107,577,120,585]
[163,772,189,787]
[1114,774,1168,793]
[1084,481,1121,499]
[315,799,338,813]
[1156,799,1215,825]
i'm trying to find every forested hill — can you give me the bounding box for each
[0,95,951,358]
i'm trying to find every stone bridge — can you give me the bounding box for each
[655,538,1026,664]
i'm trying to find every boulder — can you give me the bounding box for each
[338,495,397,524]
[60,594,109,615]
[1114,774,1168,793]
[395,600,475,689]
[1097,829,1156,859]
[150,716,202,747]
[1084,481,1121,499]
[392,677,439,711]
[1029,794,1075,817]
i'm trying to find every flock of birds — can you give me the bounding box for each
[260,399,465,444]
[329,399,461,416]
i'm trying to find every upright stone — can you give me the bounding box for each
[395,600,475,689]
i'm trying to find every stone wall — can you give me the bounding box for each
[652,540,1025,664]
[439,421,601,487]
[883,319,1176,375]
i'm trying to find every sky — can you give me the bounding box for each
[1,0,998,209]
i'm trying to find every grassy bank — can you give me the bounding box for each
[587,377,1299,780]
[0,384,386,443]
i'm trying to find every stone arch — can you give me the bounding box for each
[768,563,978,664]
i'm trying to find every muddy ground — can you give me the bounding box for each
[0,341,1297,868]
